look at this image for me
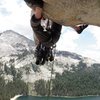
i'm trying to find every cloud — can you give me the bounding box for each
[87,25,100,50]
[75,25,100,61]
[57,26,79,52]
[0,7,11,16]
[81,49,100,62]
[0,0,33,39]
[57,25,100,62]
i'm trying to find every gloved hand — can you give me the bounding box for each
[34,43,54,65]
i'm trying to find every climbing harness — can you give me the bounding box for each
[41,18,52,31]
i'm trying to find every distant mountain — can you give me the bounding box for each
[0,30,35,68]
[56,51,82,60]
[0,30,99,83]
[0,30,35,55]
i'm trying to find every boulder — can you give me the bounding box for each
[43,0,100,26]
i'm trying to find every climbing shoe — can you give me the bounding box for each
[34,44,54,65]
[76,24,88,34]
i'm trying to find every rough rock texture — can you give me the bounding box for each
[43,0,100,26]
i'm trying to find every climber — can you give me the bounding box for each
[24,0,88,65]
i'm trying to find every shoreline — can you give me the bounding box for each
[10,94,100,100]
[24,95,100,98]
[10,95,23,100]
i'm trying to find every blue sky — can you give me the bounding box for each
[0,0,100,62]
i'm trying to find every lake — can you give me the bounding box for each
[17,96,100,100]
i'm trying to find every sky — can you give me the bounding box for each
[0,0,100,62]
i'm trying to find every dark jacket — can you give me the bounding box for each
[31,15,62,47]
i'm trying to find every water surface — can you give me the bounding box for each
[17,96,100,100]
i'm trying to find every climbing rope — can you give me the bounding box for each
[47,47,56,100]
[41,18,56,100]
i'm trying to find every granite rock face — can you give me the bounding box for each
[43,0,100,26]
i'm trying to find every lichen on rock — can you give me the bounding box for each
[43,0,100,26]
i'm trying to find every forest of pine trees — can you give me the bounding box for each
[0,63,28,100]
[0,60,100,99]
[34,61,100,96]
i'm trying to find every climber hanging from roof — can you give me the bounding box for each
[24,0,88,65]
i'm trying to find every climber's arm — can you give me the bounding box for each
[24,0,43,19]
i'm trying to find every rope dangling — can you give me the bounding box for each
[47,47,56,100]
